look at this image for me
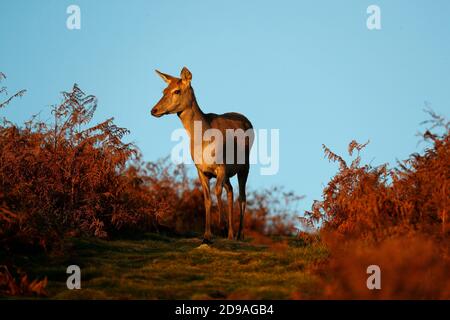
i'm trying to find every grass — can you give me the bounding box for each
[2,234,328,299]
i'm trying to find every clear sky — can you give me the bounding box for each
[1,0,449,214]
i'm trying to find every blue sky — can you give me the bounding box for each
[1,0,449,214]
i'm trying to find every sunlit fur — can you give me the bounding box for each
[152,67,254,242]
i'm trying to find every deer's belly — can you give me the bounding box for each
[196,163,242,179]
[196,163,218,178]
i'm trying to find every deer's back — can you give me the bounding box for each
[205,112,253,133]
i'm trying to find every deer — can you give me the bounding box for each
[151,67,254,243]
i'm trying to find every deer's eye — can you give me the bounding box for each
[173,89,181,95]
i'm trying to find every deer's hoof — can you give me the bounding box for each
[202,238,213,245]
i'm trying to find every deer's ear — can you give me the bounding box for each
[155,70,175,84]
[180,67,192,84]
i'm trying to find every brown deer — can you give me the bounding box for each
[151,67,253,243]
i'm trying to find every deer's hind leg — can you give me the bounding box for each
[237,165,249,241]
[214,169,225,232]
[224,178,234,240]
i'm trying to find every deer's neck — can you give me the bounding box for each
[177,92,209,137]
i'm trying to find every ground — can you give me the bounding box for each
[5,234,328,299]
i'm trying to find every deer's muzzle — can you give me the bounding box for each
[151,106,164,118]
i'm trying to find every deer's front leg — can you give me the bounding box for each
[198,170,212,243]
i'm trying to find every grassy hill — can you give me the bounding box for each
[4,234,328,299]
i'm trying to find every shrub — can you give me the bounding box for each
[308,111,450,299]
[1,74,301,253]
[1,80,137,249]
[307,111,449,240]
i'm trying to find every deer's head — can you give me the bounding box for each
[151,67,193,118]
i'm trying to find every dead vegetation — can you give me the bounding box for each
[307,110,450,299]
[0,265,47,297]
[2,72,448,299]
[0,74,300,296]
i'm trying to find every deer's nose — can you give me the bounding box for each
[151,107,163,118]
